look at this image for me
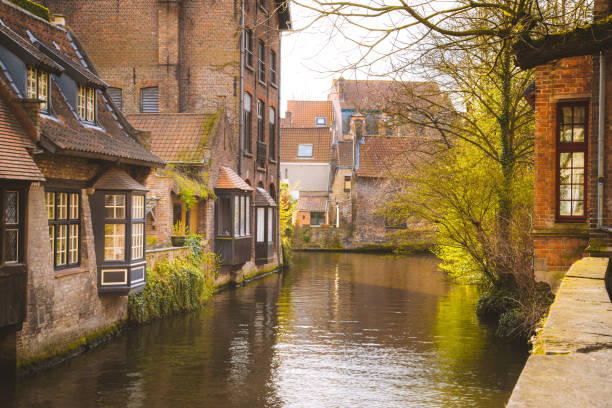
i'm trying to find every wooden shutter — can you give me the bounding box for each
[140,87,159,113]
[108,87,122,111]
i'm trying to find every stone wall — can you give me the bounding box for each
[145,246,191,268]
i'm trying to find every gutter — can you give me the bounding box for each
[239,0,245,176]
[597,51,612,232]
[276,34,282,265]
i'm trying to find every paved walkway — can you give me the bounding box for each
[507,257,612,408]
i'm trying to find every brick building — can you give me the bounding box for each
[280,100,335,227]
[0,0,162,370]
[520,1,612,289]
[43,0,292,280]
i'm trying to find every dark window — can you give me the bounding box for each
[257,99,265,142]
[244,92,252,153]
[355,120,363,139]
[258,40,265,83]
[310,212,325,226]
[365,113,378,135]
[344,176,351,192]
[108,87,122,111]
[269,107,276,158]
[557,102,588,221]
[46,191,81,269]
[1,187,25,264]
[270,50,277,84]
[26,66,49,113]
[140,87,159,113]
[245,29,254,68]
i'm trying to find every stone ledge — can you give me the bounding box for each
[508,257,612,407]
[532,223,589,237]
[53,267,89,279]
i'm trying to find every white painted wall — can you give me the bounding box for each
[280,162,330,192]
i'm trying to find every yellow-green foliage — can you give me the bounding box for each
[279,181,297,265]
[9,0,50,21]
[162,164,214,209]
[128,238,219,324]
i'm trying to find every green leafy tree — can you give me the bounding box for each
[279,181,297,266]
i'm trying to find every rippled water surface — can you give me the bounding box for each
[11,252,527,407]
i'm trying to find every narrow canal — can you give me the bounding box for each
[11,253,527,407]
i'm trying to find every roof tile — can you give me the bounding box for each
[297,196,327,212]
[285,100,333,128]
[215,166,253,191]
[280,127,332,163]
[356,136,412,178]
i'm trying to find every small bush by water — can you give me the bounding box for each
[128,235,219,324]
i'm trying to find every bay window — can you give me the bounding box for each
[557,102,587,221]
[215,189,253,266]
[26,66,49,112]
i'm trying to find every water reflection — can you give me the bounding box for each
[11,252,527,407]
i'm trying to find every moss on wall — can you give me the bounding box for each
[9,0,50,21]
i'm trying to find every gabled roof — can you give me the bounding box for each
[297,196,327,212]
[280,127,332,163]
[285,100,333,128]
[0,1,162,167]
[128,112,221,163]
[336,141,353,167]
[254,187,276,207]
[215,166,253,191]
[0,80,43,181]
[356,136,412,178]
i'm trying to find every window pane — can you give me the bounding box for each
[560,125,572,142]
[257,208,265,242]
[58,193,68,219]
[240,196,246,236]
[234,196,240,237]
[38,71,48,111]
[561,107,572,125]
[87,88,95,121]
[5,229,18,262]
[70,193,79,219]
[268,207,273,242]
[573,106,585,124]
[105,194,126,219]
[572,152,584,168]
[218,197,231,236]
[559,201,572,216]
[573,201,584,216]
[69,224,79,264]
[132,223,144,259]
[46,192,55,220]
[573,127,585,142]
[560,152,571,169]
[27,67,37,99]
[132,195,145,219]
[56,225,67,265]
[78,86,87,119]
[560,185,571,200]
[297,144,313,158]
[104,224,125,261]
[559,169,571,184]
[5,191,18,224]
[49,225,54,252]
[246,196,250,236]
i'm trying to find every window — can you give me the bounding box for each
[258,40,265,83]
[269,107,276,158]
[366,113,378,135]
[131,195,145,260]
[256,208,265,243]
[257,100,265,142]
[140,87,159,113]
[218,196,231,236]
[245,29,253,68]
[244,92,252,153]
[310,212,325,226]
[108,87,122,111]
[268,207,273,242]
[78,85,96,122]
[246,196,251,236]
[104,194,126,261]
[1,189,24,264]
[47,191,80,268]
[234,195,240,236]
[344,176,351,192]
[26,66,49,112]
[315,117,327,127]
[270,50,277,84]
[297,144,313,158]
[557,102,588,220]
[226,193,251,238]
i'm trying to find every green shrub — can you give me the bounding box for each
[9,0,50,21]
[128,241,219,324]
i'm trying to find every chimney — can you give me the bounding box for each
[285,111,292,126]
[52,14,66,27]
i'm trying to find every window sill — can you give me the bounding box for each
[245,64,255,72]
[243,151,254,158]
[270,81,278,90]
[258,80,267,87]
[256,167,266,172]
[532,223,589,237]
[54,266,88,279]
[268,159,277,164]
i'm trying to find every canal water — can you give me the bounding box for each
[10,253,527,407]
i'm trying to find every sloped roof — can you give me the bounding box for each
[91,167,147,191]
[280,127,332,163]
[356,136,412,178]
[336,141,353,167]
[254,187,276,207]
[0,2,162,166]
[0,23,62,75]
[128,113,220,163]
[0,82,43,181]
[285,100,333,128]
[215,166,253,191]
[297,196,327,212]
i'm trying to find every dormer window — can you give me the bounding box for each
[297,144,313,158]
[26,67,49,112]
[315,117,326,127]
[78,85,95,122]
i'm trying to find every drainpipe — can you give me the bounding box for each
[597,52,612,232]
[239,0,245,176]
[276,34,282,266]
